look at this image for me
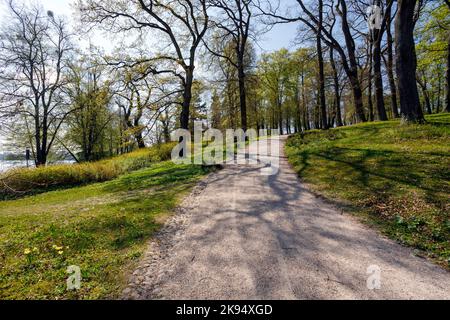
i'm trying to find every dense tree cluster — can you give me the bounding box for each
[0,0,448,166]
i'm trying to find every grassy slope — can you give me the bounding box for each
[0,162,212,299]
[286,114,450,268]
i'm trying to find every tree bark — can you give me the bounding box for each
[445,1,450,112]
[386,4,400,118]
[417,74,432,114]
[368,41,375,122]
[330,47,343,127]
[180,68,194,130]
[349,72,366,122]
[373,32,388,120]
[446,31,450,112]
[34,100,44,166]
[316,36,328,129]
[316,1,328,129]
[237,59,248,131]
[135,132,146,149]
[301,71,310,131]
[278,97,283,135]
[395,0,424,123]
[372,0,388,121]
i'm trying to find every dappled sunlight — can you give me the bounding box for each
[286,115,450,267]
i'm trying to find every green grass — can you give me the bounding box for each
[0,161,213,299]
[286,114,450,268]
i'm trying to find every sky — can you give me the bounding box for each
[0,0,300,60]
[29,0,298,52]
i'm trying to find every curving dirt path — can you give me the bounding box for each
[124,137,450,300]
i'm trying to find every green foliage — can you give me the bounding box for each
[189,80,208,130]
[286,114,450,268]
[415,3,450,113]
[0,161,212,299]
[65,56,119,161]
[208,40,256,130]
[0,143,176,199]
[255,47,323,131]
[416,3,449,63]
[257,48,295,130]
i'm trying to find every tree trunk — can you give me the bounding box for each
[373,32,388,121]
[301,72,310,131]
[295,82,303,131]
[237,60,248,131]
[162,109,171,143]
[386,5,400,118]
[420,84,432,114]
[349,72,367,122]
[41,109,49,164]
[417,74,432,114]
[446,31,450,112]
[34,100,45,166]
[437,73,442,113]
[316,1,328,129]
[424,90,432,115]
[339,0,367,123]
[368,41,375,122]
[278,98,283,135]
[135,132,146,148]
[317,36,328,129]
[395,0,424,123]
[180,68,194,130]
[330,47,343,127]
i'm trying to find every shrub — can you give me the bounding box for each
[0,142,177,199]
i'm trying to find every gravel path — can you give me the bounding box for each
[123,137,450,300]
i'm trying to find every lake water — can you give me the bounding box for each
[0,160,28,173]
[0,160,75,173]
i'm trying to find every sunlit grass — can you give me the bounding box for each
[286,114,450,268]
[0,162,213,299]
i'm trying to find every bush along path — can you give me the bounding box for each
[124,135,449,300]
[0,143,176,199]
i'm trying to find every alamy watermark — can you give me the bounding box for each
[367,5,382,31]
[67,265,81,291]
[367,265,382,290]
[171,122,281,176]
